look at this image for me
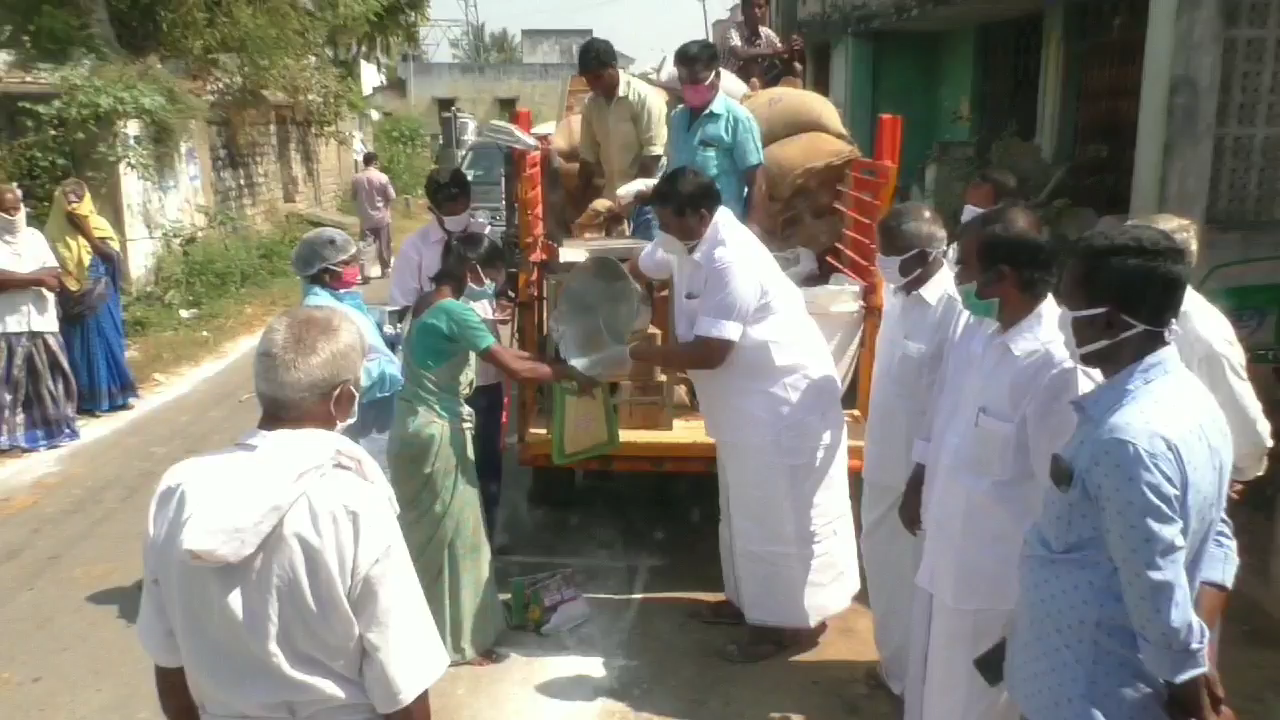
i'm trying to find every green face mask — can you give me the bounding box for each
[957,281,1000,320]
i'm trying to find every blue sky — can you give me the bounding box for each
[430,0,738,67]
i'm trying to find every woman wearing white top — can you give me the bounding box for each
[625,167,859,663]
[0,184,78,452]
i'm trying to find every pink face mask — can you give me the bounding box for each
[331,264,361,290]
[682,82,717,109]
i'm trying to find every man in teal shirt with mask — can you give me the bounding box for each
[664,39,764,221]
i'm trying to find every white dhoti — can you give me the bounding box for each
[904,586,1018,720]
[859,482,923,694]
[715,421,860,628]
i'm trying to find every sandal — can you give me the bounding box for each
[451,649,510,667]
[690,600,745,626]
[719,636,791,664]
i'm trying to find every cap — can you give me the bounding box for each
[292,227,357,278]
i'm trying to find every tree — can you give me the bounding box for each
[452,23,522,64]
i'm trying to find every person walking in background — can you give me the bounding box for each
[0,184,79,453]
[860,203,965,695]
[577,37,668,240]
[44,178,137,416]
[351,151,397,282]
[718,0,804,88]
[1010,224,1236,720]
[137,306,449,720]
[664,39,765,222]
[390,231,592,666]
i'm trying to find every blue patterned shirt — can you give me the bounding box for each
[1008,345,1235,720]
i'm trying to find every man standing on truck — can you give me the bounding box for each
[351,151,397,282]
[665,39,765,222]
[860,203,966,697]
[577,37,669,240]
[625,167,859,664]
[718,0,804,89]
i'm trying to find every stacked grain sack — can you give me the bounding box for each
[743,87,859,256]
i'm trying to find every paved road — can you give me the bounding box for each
[0,297,893,720]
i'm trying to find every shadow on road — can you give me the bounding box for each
[86,580,142,625]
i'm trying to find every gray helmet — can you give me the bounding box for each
[292,227,357,278]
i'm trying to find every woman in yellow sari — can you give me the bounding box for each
[44,179,137,414]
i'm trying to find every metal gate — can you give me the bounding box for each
[975,13,1044,153]
[1064,0,1149,215]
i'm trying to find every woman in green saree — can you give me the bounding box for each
[390,230,592,666]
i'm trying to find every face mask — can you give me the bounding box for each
[960,204,986,223]
[1060,307,1172,364]
[465,279,497,302]
[876,248,937,287]
[330,264,361,290]
[957,280,999,320]
[333,384,360,434]
[0,205,27,237]
[439,212,471,233]
[682,75,717,109]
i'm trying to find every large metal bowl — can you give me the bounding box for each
[549,256,651,378]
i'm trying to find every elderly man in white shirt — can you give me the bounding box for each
[860,202,966,695]
[625,166,859,663]
[137,306,450,720]
[900,204,1096,720]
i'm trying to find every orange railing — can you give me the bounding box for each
[513,108,552,444]
[830,114,902,420]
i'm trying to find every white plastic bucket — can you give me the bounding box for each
[802,281,865,390]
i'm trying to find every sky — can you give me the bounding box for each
[427,0,739,68]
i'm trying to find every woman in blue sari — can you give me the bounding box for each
[44,179,137,415]
[293,227,403,468]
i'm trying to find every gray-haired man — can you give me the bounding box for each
[137,306,447,720]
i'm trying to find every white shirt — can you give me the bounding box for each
[861,266,967,487]
[137,429,449,720]
[462,285,502,387]
[637,208,842,445]
[1175,287,1273,480]
[917,297,1098,610]
[388,216,490,307]
[0,226,59,334]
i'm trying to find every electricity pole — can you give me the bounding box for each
[700,0,711,39]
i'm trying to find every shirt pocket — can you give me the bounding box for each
[891,340,929,396]
[970,409,1017,479]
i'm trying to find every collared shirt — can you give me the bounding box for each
[137,429,450,720]
[301,284,403,401]
[0,226,59,334]
[636,207,842,445]
[388,216,490,308]
[917,296,1096,610]
[862,266,966,487]
[351,168,396,230]
[1175,287,1272,482]
[667,90,765,220]
[1009,345,1234,720]
[717,22,784,74]
[579,72,669,199]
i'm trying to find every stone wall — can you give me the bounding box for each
[398,63,575,131]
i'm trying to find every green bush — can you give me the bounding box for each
[124,218,302,336]
[373,114,434,196]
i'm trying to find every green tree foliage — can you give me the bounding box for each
[373,114,434,196]
[453,23,522,64]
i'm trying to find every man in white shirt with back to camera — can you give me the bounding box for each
[137,306,450,720]
[860,202,966,696]
[900,205,1097,720]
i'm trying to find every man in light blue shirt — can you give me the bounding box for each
[665,39,764,221]
[1009,223,1236,720]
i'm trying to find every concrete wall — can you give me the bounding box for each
[522,29,593,64]
[402,63,574,131]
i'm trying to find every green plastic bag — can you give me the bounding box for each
[550,381,619,465]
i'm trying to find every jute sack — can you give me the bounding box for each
[763,131,860,200]
[745,86,851,147]
[551,114,582,161]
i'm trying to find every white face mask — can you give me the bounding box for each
[960,204,986,223]
[876,248,938,286]
[1059,307,1174,365]
[333,384,361,434]
[0,205,27,239]
[439,212,471,233]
